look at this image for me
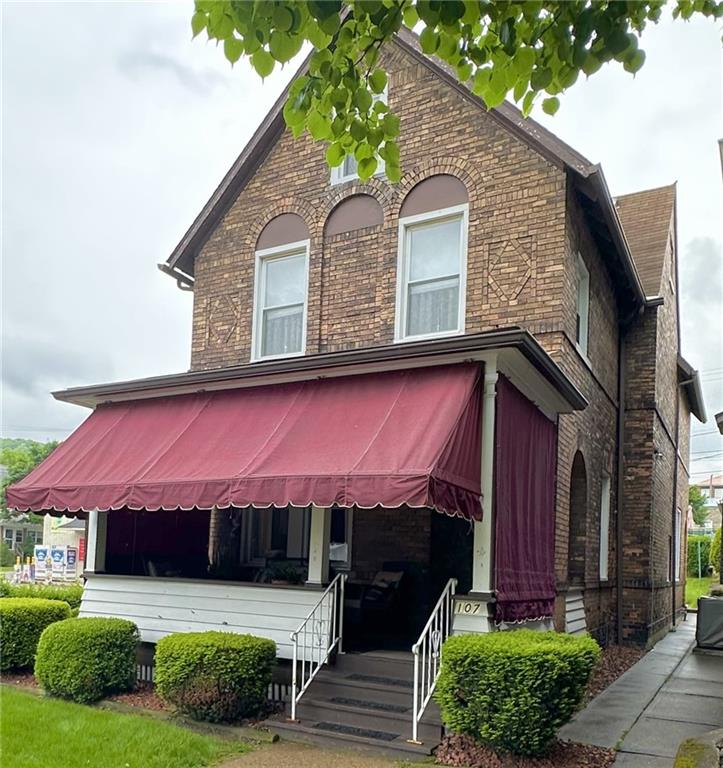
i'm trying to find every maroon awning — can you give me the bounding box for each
[8,364,482,520]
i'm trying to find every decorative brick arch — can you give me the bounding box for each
[245,197,321,251]
[390,157,482,219]
[319,177,394,224]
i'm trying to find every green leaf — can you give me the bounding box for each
[369,68,388,94]
[191,11,207,38]
[357,156,378,181]
[350,118,366,142]
[607,27,631,55]
[381,140,400,164]
[325,142,345,168]
[251,48,275,78]
[382,112,400,139]
[354,87,373,112]
[307,24,332,49]
[402,5,419,27]
[272,5,295,32]
[224,36,243,64]
[419,27,440,54]
[530,66,553,90]
[307,109,331,140]
[542,96,560,115]
[269,31,303,63]
[513,47,536,76]
[623,49,646,74]
[581,52,602,76]
[385,159,401,183]
[522,90,536,116]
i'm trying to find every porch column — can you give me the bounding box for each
[306,505,331,586]
[85,509,108,573]
[464,359,497,631]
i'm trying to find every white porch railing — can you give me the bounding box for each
[409,577,457,744]
[289,572,346,721]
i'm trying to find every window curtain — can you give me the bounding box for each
[494,375,557,623]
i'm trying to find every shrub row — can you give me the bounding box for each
[35,617,139,703]
[687,535,713,577]
[711,529,721,575]
[436,630,600,757]
[0,581,84,609]
[155,631,276,722]
[0,598,71,671]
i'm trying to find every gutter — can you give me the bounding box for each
[157,263,194,291]
[52,328,587,412]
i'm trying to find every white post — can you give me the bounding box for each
[307,505,331,586]
[458,359,498,634]
[85,509,108,573]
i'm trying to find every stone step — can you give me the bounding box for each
[269,718,435,758]
[296,697,443,743]
[333,651,414,679]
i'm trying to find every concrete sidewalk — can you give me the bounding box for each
[560,616,723,766]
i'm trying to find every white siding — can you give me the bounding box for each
[80,575,330,660]
[565,588,587,635]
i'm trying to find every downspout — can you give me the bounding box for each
[671,386,680,628]
[616,334,626,644]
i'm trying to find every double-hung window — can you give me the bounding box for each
[396,205,468,341]
[599,474,611,581]
[253,241,309,360]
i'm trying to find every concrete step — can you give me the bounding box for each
[296,697,443,743]
[309,671,416,708]
[333,651,413,679]
[269,718,435,758]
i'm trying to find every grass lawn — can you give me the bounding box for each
[685,575,717,608]
[0,686,249,768]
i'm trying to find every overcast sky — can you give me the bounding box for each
[2,3,721,482]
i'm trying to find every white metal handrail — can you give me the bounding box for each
[289,572,346,721]
[409,577,457,744]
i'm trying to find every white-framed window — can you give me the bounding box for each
[576,253,590,357]
[395,204,468,342]
[252,240,309,361]
[331,89,387,185]
[675,506,682,581]
[599,474,611,581]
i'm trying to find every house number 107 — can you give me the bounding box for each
[455,600,481,615]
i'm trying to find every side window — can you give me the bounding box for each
[599,474,611,581]
[253,242,309,360]
[675,507,682,581]
[576,253,590,357]
[330,88,387,185]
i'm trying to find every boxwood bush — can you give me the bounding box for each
[0,598,71,671]
[155,631,276,722]
[35,617,139,703]
[435,630,601,757]
[0,582,84,610]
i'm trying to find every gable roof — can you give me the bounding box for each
[615,184,676,298]
[677,354,707,423]
[162,28,647,312]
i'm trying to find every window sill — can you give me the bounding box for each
[394,328,465,344]
[250,350,306,364]
[330,170,387,187]
[574,343,592,371]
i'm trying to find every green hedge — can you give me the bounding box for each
[710,529,721,575]
[435,630,601,757]
[155,631,276,722]
[35,617,139,703]
[0,598,71,671]
[0,582,84,610]
[687,535,713,577]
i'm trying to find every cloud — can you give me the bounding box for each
[116,48,229,95]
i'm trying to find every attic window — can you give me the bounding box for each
[575,253,590,357]
[330,88,387,185]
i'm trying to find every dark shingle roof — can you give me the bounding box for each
[615,184,676,297]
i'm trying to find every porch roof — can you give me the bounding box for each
[7,364,484,519]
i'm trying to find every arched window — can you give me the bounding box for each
[253,214,309,361]
[395,175,469,342]
[568,451,588,584]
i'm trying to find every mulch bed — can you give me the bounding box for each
[107,681,168,711]
[2,671,39,689]
[435,734,615,768]
[584,644,644,703]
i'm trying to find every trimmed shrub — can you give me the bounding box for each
[710,529,721,575]
[687,535,713,577]
[0,582,84,610]
[155,631,276,722]
[0,598,71,671]
[35,617,139,703]
[435,630,601,757]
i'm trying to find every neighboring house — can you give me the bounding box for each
[42,515,86,553]
[7,30,706,751]
[692,474,723,531]
[1,517,43,555]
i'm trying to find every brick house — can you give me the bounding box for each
[8,30,706,750]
